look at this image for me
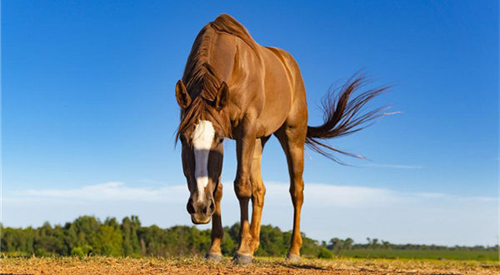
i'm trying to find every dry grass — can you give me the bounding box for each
[1,256,499,275]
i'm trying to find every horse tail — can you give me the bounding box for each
[305,74,391,163]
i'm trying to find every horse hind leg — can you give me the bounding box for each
[275,122,307,262]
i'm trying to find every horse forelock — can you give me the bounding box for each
[176,96,231,144]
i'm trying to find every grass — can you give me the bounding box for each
[338,249,499,261]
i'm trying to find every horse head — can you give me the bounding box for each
[175,80,228,224]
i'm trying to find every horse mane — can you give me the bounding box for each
[210,14,257,52]
[182,14,256,99]
[178,14,253,142]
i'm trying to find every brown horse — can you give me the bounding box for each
[175,14,387,264]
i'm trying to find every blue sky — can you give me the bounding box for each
[2,1,498,246]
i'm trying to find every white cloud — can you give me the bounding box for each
[17,181,185,202]
[265,182,406,208]
[7,181,436,208]
[362,164,424,169]
[138,179,168,185]
[2,181,497,246]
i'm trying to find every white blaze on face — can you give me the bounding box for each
[191,120,215,202]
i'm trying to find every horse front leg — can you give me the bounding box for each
[233,133,256,264]
[206,181,223,261]
[249,137,269,253]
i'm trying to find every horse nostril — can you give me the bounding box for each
[208,199,216,214]
[186,200,195,214]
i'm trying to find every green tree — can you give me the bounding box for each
[97,225,123,256]
[221,226,237,255]
[329,238,343,254]
[256,225,286,256]
[382,240,392,249]
[138,225,166,256]
[70,216,101,252]
[343,238,354,250]
[121,216,141,256]
[34,222,65,256]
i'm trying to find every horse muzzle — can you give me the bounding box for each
[191,214,212,224]
[187,198,215,224]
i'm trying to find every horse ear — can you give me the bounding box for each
[175,80,191,109]
[215,82,229,111]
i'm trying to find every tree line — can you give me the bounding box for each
[1,216,497,258]
[325,237,498,254]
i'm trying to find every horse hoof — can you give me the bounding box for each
[206,253,223,262]
[232,253,253,265]
[286,253,301,262]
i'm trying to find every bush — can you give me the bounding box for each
[101,243,116,256]
[71,247,85,257]
[318,247,333,259]
[82,245,93,256]
[35,248,48,257]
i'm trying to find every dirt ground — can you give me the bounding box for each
[1,256,499,275]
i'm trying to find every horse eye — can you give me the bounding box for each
[217,138,224,144]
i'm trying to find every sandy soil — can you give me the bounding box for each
[1,256,499,275]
